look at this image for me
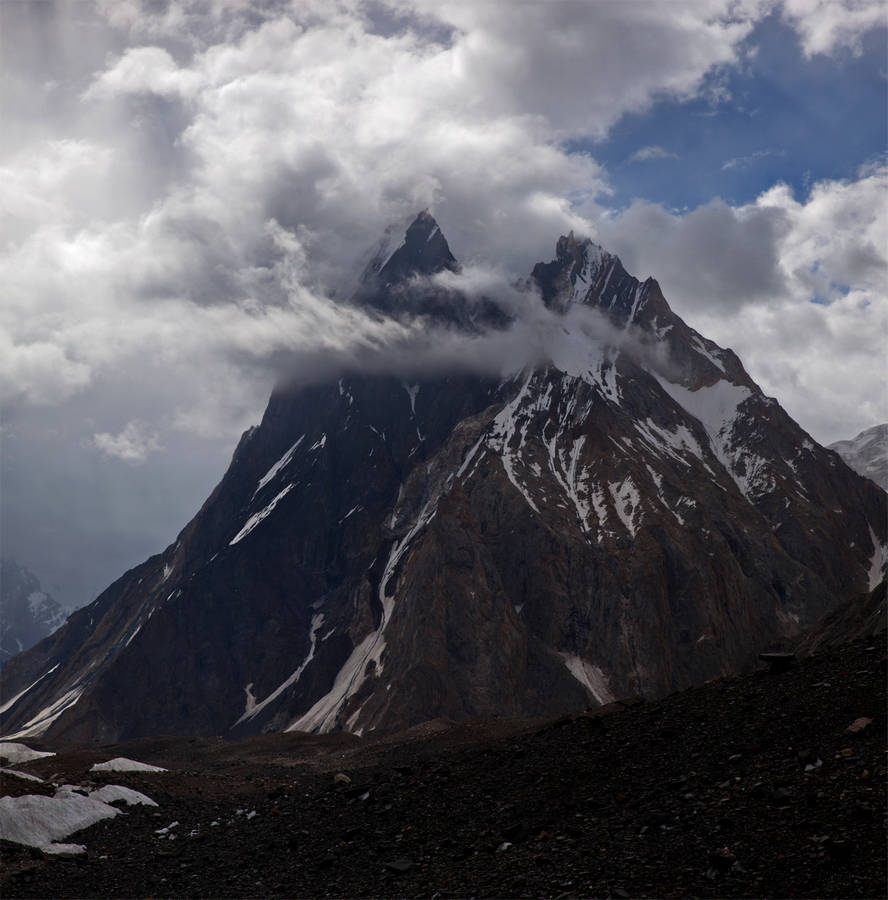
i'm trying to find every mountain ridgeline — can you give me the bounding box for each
[1,212,885,744]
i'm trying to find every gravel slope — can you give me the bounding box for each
[1,635,885,899]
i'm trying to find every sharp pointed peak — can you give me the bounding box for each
[360,209,456,289]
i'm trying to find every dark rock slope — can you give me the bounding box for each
[1,215,885,743]
[1,636,885,899]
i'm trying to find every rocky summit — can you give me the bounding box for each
[0,212,885,744]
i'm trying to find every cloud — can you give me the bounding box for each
[721,148,784,170]
[0,0,884,610]
[597,198,791,312]
[2,0,772,429]
[781,0,886,57]
[91,421,163,464]
[629,145,680,163]
[596,164,888,443]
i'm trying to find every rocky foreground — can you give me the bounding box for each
[1,635,885,899]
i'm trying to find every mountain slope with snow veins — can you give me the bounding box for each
[829,424,888,492]
[0,561,68,667]
[1,214,885,743]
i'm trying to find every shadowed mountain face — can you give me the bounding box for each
[1,213,885,744]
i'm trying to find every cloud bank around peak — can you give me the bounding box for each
[597,163,888,443]
[2,0,884,436]
[1,0,885,609]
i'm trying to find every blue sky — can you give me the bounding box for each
[590,13,887,211]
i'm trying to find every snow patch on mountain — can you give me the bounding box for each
[0,665,59,716]
[289,495,441,734]
[559,654,615,705]
[867,526,887,591]
[254,436,304,497]
[568,244,608,302]
[1,684,86,740]
[651,374,769,496]
[230,484,295,545]
[235,613,325,726]
[608,477,642,538]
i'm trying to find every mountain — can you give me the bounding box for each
[0,560,68,667]
[829,424,888,492]
[1,214,885,744]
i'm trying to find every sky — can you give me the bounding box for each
[1,0,886,611]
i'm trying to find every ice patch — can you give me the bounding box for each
[290,499,440,734]
[652,374,764,496]
[500,453,539,512]
[90,757,167,773]
[457,433,487,479]
[589,484,610,539]
[0,665,60,716]
[309,434,327,451]
[489,372,540,514]
[340,505,361,523]
[90,785,158,806]
[254,436,304,496]
[627,283,646,324]
[653,374,750,449]
[124,623,142,647]
[287,631,376,735]
[560,654,615,705]
[867,526,887,591]
[542,431,590,531]
[0,767,43,782]
[568,244,606,303]
[235,613,325,726]
[402,383,423,441]
[378,237,405,272]
[0,743,55,765]
[1,685,85,741]
[608,477,642,537]
[689,333,727,374]
[230,483,295,545]
[0,786,121,854]
[634,419,703,467]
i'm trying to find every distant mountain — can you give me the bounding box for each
[1,214,885,744]
[0,560,67,666]
[829,424,888,492]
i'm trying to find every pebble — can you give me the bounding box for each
[385,857,413,873]
[844,717,872,735]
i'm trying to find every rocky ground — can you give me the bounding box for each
[1,635,885,899]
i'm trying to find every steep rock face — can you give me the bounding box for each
[1,216,885,743]
[829,424,888,492]
[0,561,67,666]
